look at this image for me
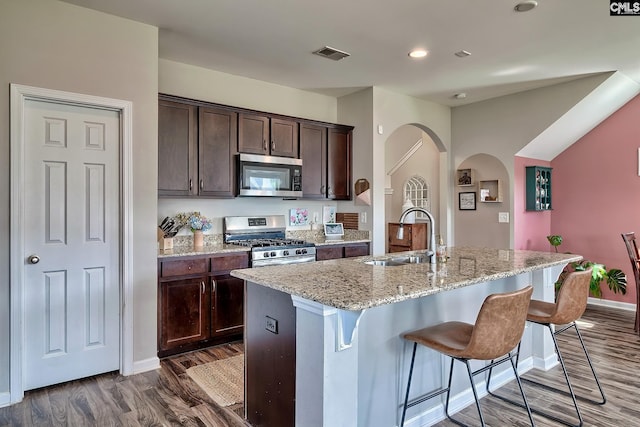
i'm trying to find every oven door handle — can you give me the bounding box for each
[252,255,316,267]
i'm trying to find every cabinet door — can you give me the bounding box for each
[211,275,244,337]
[300,123,327,198]
[316,246,343,260]
[159,277,209,351]
[199,107,238,197]
[327,128,352,200]
[239,113,269,155]
[158,100,197,197]
[388,223,411,248]
[270,118,298,158]
[344,243,370,258]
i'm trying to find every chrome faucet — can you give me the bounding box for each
[397,207,436,264]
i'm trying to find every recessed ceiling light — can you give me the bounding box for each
[454,50,471,58]
[408,49,428,59]
[514,0,538,12]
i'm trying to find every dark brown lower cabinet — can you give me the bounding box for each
[159,277,209,352]
[316,242,370,261]
[211,273,244,337]
[158,253,248,357]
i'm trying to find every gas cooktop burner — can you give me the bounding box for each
[230,238,307,248]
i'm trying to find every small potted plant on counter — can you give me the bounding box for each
[176,211,212,248]
[547,234,627,297]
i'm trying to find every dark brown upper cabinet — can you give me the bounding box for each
[198,107,237,197]
[327,127,352,200]
[239,113,298,158]
[299,123,327,199]
[300,124,352,200]
[158,99,198,197]
[158,96,237,198]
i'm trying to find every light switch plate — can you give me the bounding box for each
[498,212,509,223]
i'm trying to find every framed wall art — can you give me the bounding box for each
[459,192,476,210]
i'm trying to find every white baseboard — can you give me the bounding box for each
[131,356,160,375]
[0,391,11,408]
[587,297,636,312]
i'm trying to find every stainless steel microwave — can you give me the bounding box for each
[238,153,303,197]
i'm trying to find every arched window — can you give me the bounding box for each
[404,175,430,220]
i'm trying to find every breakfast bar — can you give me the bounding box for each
[231,247,581,427]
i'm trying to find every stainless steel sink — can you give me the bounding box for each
[391,255,429,264]
[364,260,407,267]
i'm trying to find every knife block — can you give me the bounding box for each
[157,227,174,250]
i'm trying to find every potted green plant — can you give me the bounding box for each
[547,235,627,297]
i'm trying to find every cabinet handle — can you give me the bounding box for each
[201,281,205,294]
[211,278,216,293]
[263,139,267,150]
[200,179,203,190]
[271,141,275,150]
[189,179,192,190]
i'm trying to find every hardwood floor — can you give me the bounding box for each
[0,342,248,427]
[0,305,638,426]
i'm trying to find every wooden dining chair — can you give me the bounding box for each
[621,232,640,333]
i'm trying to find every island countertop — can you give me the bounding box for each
[231,247,581,311]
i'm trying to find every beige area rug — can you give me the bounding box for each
[187,355,244,407]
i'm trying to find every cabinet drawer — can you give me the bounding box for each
[212,253,249,272]
[161,258,208,278]
[316,246,343,261]
[344,243,369,258]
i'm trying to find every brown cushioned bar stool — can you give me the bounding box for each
[400,286,534,427]
[487,269,605,427]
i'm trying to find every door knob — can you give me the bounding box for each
[28,255,40,264]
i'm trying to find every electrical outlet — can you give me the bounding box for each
[265,316,278,334]
[498,212,509,223]
[360,212,367,223]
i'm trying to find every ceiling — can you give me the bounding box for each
[60,0,640,107]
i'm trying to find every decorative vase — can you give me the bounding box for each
[193,230,204,248]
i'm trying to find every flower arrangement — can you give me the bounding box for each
[175,211,212,233]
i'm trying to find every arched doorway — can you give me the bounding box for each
[384,124,447,252]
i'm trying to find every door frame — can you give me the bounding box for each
[9,84,134,403]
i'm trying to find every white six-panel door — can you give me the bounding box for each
[23,99,120,390]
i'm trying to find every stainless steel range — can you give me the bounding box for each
[224,215,316,267]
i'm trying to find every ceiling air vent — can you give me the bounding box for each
[313,46,350,61]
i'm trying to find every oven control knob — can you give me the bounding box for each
[295,249,301,255]
[270,251,276,257]
[263,252,269,258]
[283,250,289,256]
[301,248,307,254]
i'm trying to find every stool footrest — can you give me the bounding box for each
[405,387,449,410]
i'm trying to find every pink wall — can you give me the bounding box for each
[551,94,640,303]
[514,156,552,251]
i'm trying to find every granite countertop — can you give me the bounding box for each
[230,247,582,311]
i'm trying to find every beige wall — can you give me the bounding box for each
[0,0,158,395]
[454,154,510,248]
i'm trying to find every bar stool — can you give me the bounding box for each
[487,269,605,427]
[400,286,534,427]
[621,232,640,333]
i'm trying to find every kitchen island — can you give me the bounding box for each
[231,247,581,427]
